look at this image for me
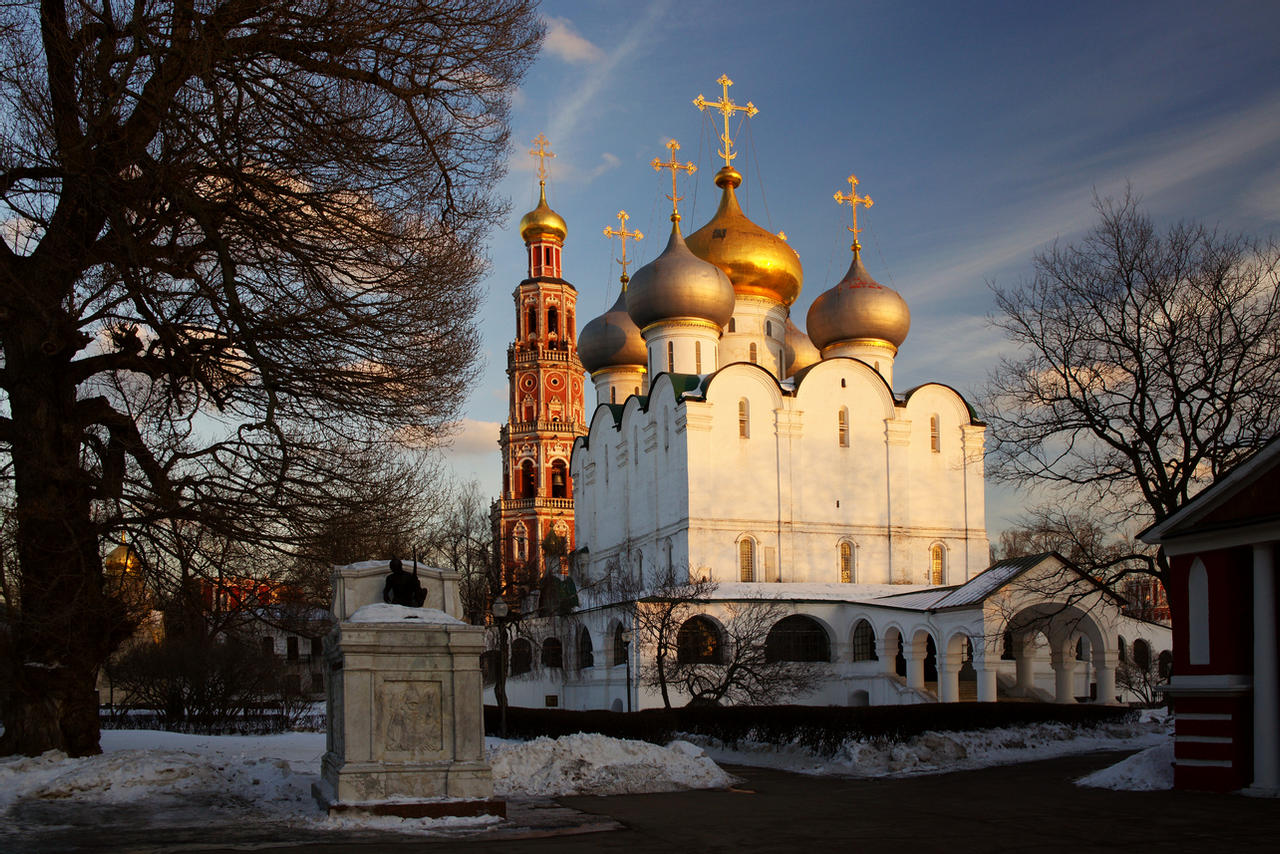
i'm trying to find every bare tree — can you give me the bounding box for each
[418,480,494,624]
[983,190,1280,597]
[0,0,542,756]
[633,573,821,708]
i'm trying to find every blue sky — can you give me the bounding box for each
[442,0,1280,534]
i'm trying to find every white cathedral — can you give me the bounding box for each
[492,80,1168,711]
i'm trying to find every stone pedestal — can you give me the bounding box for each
[313,561,503,818]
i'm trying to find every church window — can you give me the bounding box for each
[677,617,723,664]
[838,407,849,447]
[1188,559,1210,665]
[695,341,702,374]
[739,537,755,582]
[930,415,941,452]
[511,638,533,675]
[749,342,757,364]
[1117,636,1127,663]
[610,386,616,404]
[839,541,854,582]
[841,378,846,388]
[765,615,830,662]
[521,460,537,497]
[667,341,674,372]
[612,625,628,666]
[547,306,559,338]
[930,544,945,584]
[633,427,639,466]
[550,460,568,498]
[633,385,639,395]
[541,637,563,668]
[1133,639,1151,670]
[578,630,594,669]
[526,305,538,336]
[766,320,773,337]
[513,522,528,560]
[852,620,877,661]
[728,318,736,332]
[738,399,750,438]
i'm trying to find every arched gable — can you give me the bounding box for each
[902,382,981,425]
[791,356,896,416]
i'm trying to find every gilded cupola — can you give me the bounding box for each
[519,134,567,244]
[519,181,567,244]
[685,166,803,306]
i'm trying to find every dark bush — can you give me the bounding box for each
[484,702,1136,756]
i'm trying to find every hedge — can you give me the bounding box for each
[484,702,1136,756]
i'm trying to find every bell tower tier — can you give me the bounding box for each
[497,136,587,595]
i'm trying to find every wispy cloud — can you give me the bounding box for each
[445,418,502,456]
[909,89,1280,302]
[543,16,605,64]
[544,0,674,168]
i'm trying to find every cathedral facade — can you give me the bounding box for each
[492,81,1167,711]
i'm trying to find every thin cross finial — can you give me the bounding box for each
[834,174,874,252]
[693,74,758,167]
[651,139,697,222]
[529,134,555,184]
[602,210,644,282]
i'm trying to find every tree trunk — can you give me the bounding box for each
[0,315,119,757]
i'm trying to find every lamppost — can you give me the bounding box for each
[491,598,511,738]
[621,629,634,713]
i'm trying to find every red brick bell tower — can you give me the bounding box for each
[496,137,586,594]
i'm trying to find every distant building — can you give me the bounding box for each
[1142,436,1280,794]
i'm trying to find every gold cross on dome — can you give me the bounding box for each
[652,139,697,222]
[529,134,555,183]
[602,210,643,280]
[693,74,758,167]
[834,174,874,250]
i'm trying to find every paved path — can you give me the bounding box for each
[9,749,1280,853]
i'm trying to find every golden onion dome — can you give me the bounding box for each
[627,222,735,332]
[519,181,567,244]
[806,249,911,353]
[783,318,820,376]
[685,166,803,306]
[104,539,141,578]
[579,284,647,374]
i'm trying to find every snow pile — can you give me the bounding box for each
[488,733,732,797]
[688,715,1171,778]
[347,603,462,624]
[0,731,320,818]
[1075,741,1174,791]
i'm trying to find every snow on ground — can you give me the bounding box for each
[488,733,732,797]
[1075,741,1174,791]
[0,728,730,837]
[684,712,1172,778]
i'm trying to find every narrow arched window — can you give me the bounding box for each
[839,541,853,583]
[930,544,945,585]
[695,341,702,374]
[578,630,594,669]
[527,305,538,335]
[852,620,877,661]
[930,415,941,452]
[766,320,773,337]
[739,538,755,582]
[610,386,616,404]
[728,317,736,332]
[547,306,559,337]
[612,625,627,666]
[666,341,674,372]
[1188,559,1210,665]
[749,342,757,363]
[738,399,749,438]
[838,407,849,447]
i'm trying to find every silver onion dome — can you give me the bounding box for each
[806,250,910,353]
[579,287,647,374]
[626,223,735,332]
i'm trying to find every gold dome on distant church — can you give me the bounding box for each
[519,181,567,244]
[686,166,803,306]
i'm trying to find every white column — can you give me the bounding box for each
[1014,637,1037,696]
[1050,649,1078,704]
[938,659,962,703]
[905,638,927,691]
[1252,543,1278,793]
[1093,654,1117,705]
